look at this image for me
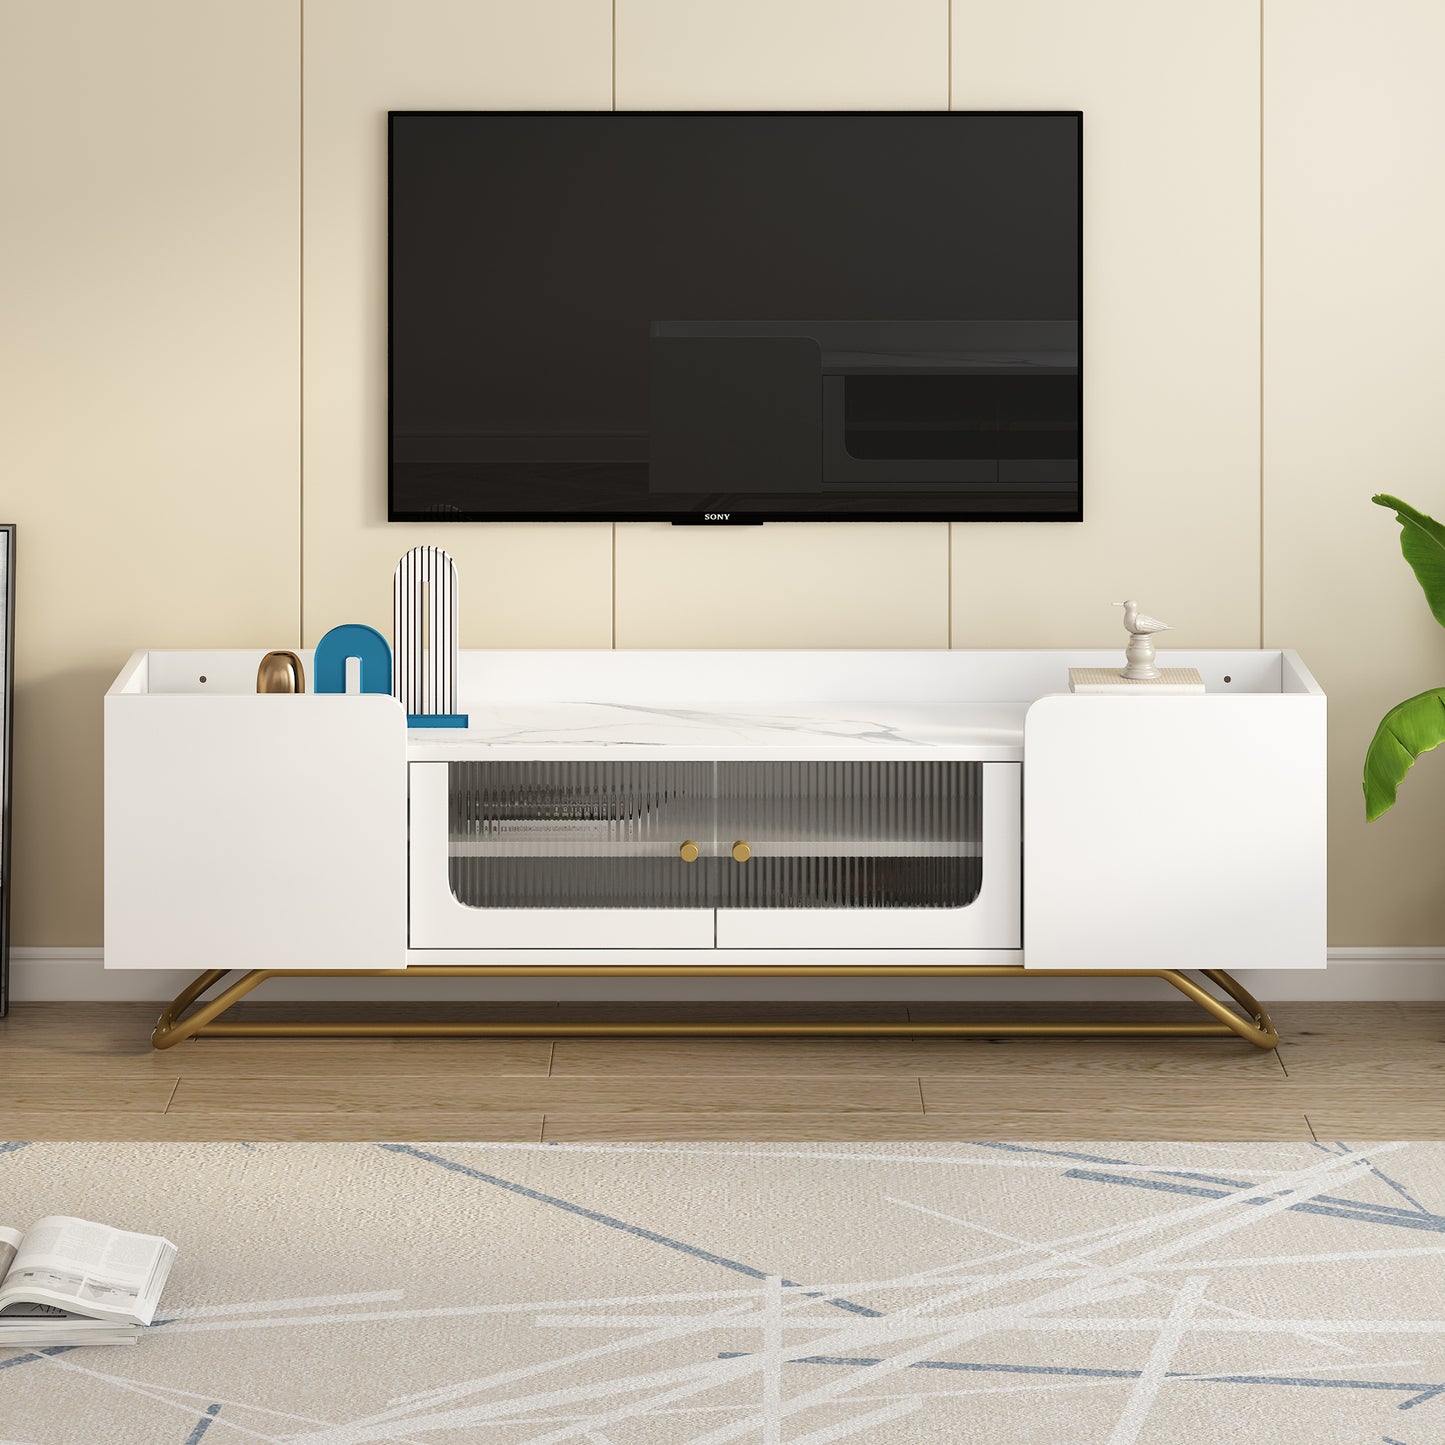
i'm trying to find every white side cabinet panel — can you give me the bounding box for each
[1023,694,1326,969]
[716,763,1021,950]
[408,764,715,951]
[105,693,407,969]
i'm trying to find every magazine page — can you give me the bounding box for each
[0,1299,142,1347]
[0,1226,20,1281]
[0,1217,176,1325]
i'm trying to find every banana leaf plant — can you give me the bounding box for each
[1364,494,1445,819]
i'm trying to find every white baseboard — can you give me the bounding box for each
[8,947,1445,1002]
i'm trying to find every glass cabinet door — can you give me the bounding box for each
[446,759,988,913]
[715,761,1021,951]
[414,758,1019,955]
[713,761,984,909]
[448,760,716,909]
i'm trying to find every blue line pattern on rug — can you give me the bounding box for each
[1335,1141,1436,1216]
[0,1345,76,1371]
[1064,1170,1445,1234]
[716,1352,1445,1399]
[376,1142,882,1317]
[182,1403,221,1443]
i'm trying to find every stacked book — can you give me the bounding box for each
[0,1216,177,1347]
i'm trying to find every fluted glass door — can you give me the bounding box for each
[446,759,984,913]
[447,760,715,909]
[714,761,983,910]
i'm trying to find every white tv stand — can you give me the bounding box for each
[104,648,1325,1048]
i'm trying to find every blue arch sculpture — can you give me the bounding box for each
[312,623,393,696]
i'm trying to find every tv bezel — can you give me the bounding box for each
[387,110,1083,525]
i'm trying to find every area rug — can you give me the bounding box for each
[2,1140,1444,1444]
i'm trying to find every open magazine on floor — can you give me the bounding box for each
[0,1217,177,1346]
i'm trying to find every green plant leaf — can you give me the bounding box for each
[1364,687,1445,819]
[1373,493,1445,628]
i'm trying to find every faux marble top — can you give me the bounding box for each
[405,700,1028,762]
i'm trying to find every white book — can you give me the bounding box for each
[0,1217,176,1347]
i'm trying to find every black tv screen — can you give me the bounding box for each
[389,111,1081,524]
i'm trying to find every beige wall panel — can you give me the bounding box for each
[948,2,1260,650]
[1265,0,1445,945]
[0,0,300,946]
[614,0,948,647]
[614,524,948,648]
[616,0,947,109]
[302,1,614,648]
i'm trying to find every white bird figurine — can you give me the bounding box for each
[1115,599,1172,680]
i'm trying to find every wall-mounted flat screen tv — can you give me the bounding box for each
[389,111,1081,524]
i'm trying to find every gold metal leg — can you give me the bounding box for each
[151,966,1277,1050]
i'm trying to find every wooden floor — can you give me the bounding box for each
[1,999,1441,1141]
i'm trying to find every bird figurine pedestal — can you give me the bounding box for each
[1114,599,1175,681]
[1123,630,1161,680]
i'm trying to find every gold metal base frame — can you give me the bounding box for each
[151,966,1278,1050]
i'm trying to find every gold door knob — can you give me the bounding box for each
[731,839,752,863]
[679,840,699,863]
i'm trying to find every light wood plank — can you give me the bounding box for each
[0,1112,545,1143]
[552,1035,1283,1078]
[1276,1002,1417,1033]
[0,1003,1421,1144]
[0,1003,175,1058]
[534,1003,912,1025]
[551,1038,936,1076]
[1274,1004,1444,1077]
[1301,1100,1445,1141]
[920,1075,1290,1116]
[907,1000,1277,1025]
[0,1078,179,1114]
[167,1074,924,1116]
[214,1000,566,1024]
[175,1038,553,1077]
[542,1109,1314,1142]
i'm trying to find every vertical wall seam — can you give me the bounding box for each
[298,0,306,648]
[947,0,952,109]
[1254,0,1265,650]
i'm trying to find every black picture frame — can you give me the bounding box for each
[0,524,12,1017]
[387,110,1084,525]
